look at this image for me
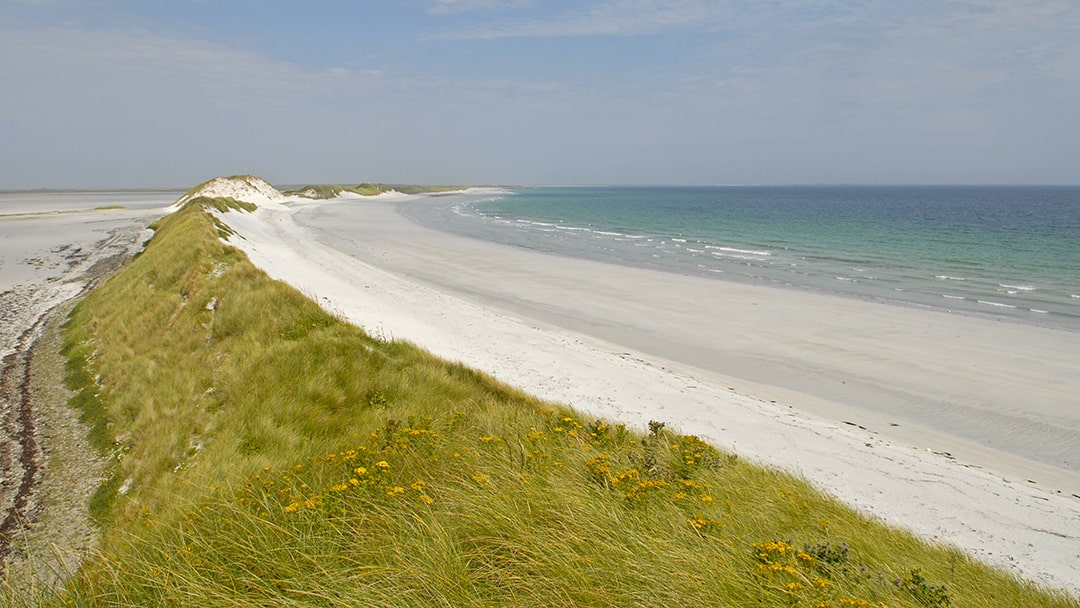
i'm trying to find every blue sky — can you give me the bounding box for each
[2,0,1078,188]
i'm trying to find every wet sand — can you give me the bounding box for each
[0,191,174,581]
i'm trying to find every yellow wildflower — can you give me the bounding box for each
[624,478,669,501]
[585,454,612,477]
[403,428,437,437]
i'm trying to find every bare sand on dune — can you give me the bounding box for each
[216,190,1080,595]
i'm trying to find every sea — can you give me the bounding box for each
[405,185,1080,332]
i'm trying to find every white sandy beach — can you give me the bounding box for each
[208,184,1080,595]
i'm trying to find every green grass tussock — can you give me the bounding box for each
[16,199,1076,606]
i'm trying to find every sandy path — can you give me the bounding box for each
[217,192,1080,595]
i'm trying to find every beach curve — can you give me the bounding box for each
[212,189,1080,595]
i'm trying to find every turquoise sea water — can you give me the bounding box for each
[426,186,1080,331]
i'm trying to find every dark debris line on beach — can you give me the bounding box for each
[0,310,48,564]
[0,225,152,571]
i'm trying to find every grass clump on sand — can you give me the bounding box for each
[10,198,1077,607]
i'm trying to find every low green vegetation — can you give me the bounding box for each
[92,205,126,210]
[390,184,469,195]
[284,183,469,199]
[8,198,1076,606]
[283,184,354,198]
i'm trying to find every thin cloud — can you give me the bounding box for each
[427,0,531,15]
[427,0,852,39]
[428,0,733,39]
[0,23,389,104]
[1,1,1077,186]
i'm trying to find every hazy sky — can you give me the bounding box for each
[2,0,1078,188]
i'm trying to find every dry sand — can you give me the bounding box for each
[217,190,1080,595]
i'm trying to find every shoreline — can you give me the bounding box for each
[0,193,172,589]
[299,192,1080,482]
[216,190,1080,594]
[409,187,1080,335]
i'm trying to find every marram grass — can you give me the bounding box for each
[9,200,1076,607]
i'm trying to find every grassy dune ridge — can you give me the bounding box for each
[12,199,1076,606]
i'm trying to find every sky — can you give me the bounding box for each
[1,0,1078,188]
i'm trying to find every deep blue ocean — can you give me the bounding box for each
[424,186,1080,332]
